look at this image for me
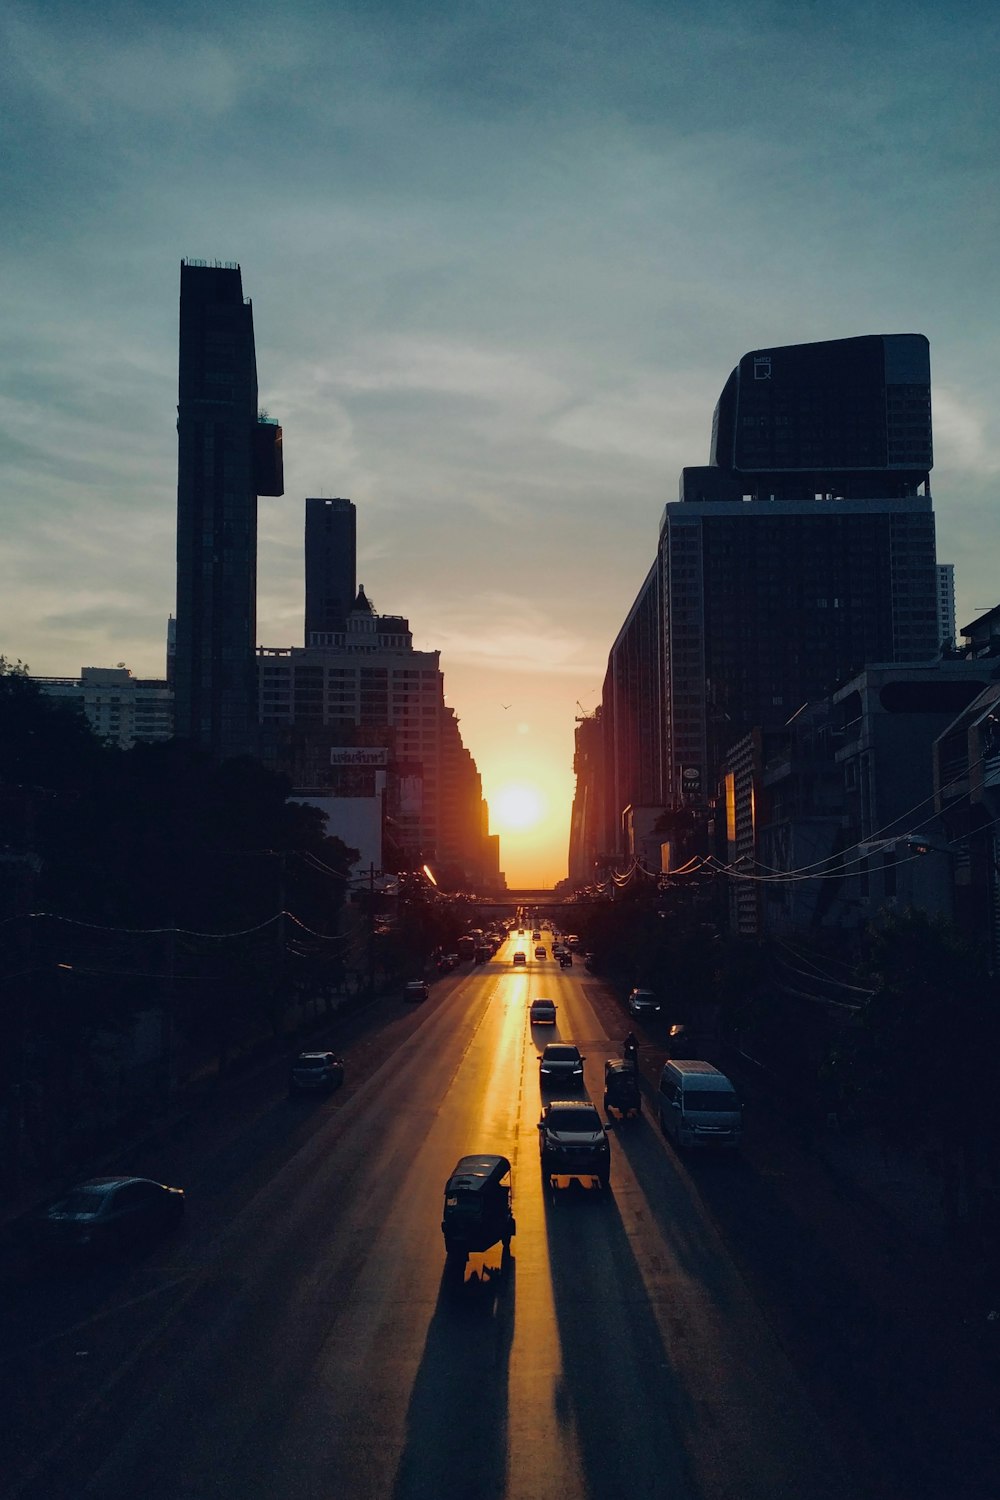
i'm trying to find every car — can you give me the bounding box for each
[539,1042,585,1088]
[628,988,661,1018]
[558,953,573,968]
[34,1175,184,1256]
[532,930,542,941]
[512,951,527,966]
[534,945,546,959]
[538,1101,610,1188]
[529,997,557,1025]
[403,979,430,1001]
[289,1051,345,1094]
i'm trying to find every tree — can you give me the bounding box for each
[0,657,111,796]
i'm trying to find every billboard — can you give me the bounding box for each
[330,748,389,768]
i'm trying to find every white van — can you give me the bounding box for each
[657,1059,742,1149]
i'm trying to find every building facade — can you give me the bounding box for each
[174,260,283,761]
[258,588,498,887]
[35,667,174,750]
[574,333,943,893]
[936,563,957,650]
[305,497,356,643]
[661,333,939,816]
[659,491,940,811]
[601,561,663,861]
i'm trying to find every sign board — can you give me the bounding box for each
[681,765,702,797]
[329,748,389,768]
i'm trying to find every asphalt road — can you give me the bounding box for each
[0,932,992,1499]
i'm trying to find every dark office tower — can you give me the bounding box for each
[708,333,932,500]
[175,261,283,760]
[304,497,356,644]
[661,333,938,810]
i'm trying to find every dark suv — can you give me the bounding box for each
[539,1043,585,1089]
[538,1101,610,1189]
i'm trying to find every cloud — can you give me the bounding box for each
[408,591,602,677]
[933,386,1000,475]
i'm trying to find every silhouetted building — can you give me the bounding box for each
[258,588,499,887]
[585,334,943,880]
[174,260,283,760]
[602,561,663,857]
[708,333,932,499]
[305,497,357,643]
[661,334,939,812]
[568,706,604,885]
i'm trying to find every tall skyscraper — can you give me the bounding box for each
[305,497,356,644]
[174,260,283,761]
[661,333,938,811]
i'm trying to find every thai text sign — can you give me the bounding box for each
[330,748,389,767]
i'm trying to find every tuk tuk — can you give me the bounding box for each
[603,1059,641,1122]
[441,1155,515,1261]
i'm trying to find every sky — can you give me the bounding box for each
[2,0,998,887]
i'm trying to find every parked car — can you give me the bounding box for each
[403,979,430,1001]
[35,1176,184,1256]
[539,1042,585,1088]
[529,997,557,1025]
[538,1101,610,1189]
[512,951,527,967]
[289,1051,345,1094]
[628,988,661,1018]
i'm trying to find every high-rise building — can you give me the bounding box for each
[602,561,663,852]
[575,335,943,882]
[174,260,283,761]
[936,563,956,649]
[657,334,939,813]
[305,497,357,644]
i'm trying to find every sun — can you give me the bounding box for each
[494,782,544,832]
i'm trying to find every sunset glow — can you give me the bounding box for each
[493,782,544,832]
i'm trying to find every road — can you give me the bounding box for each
[0,931,989,1498]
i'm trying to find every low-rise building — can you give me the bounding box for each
[34,667,173,750]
